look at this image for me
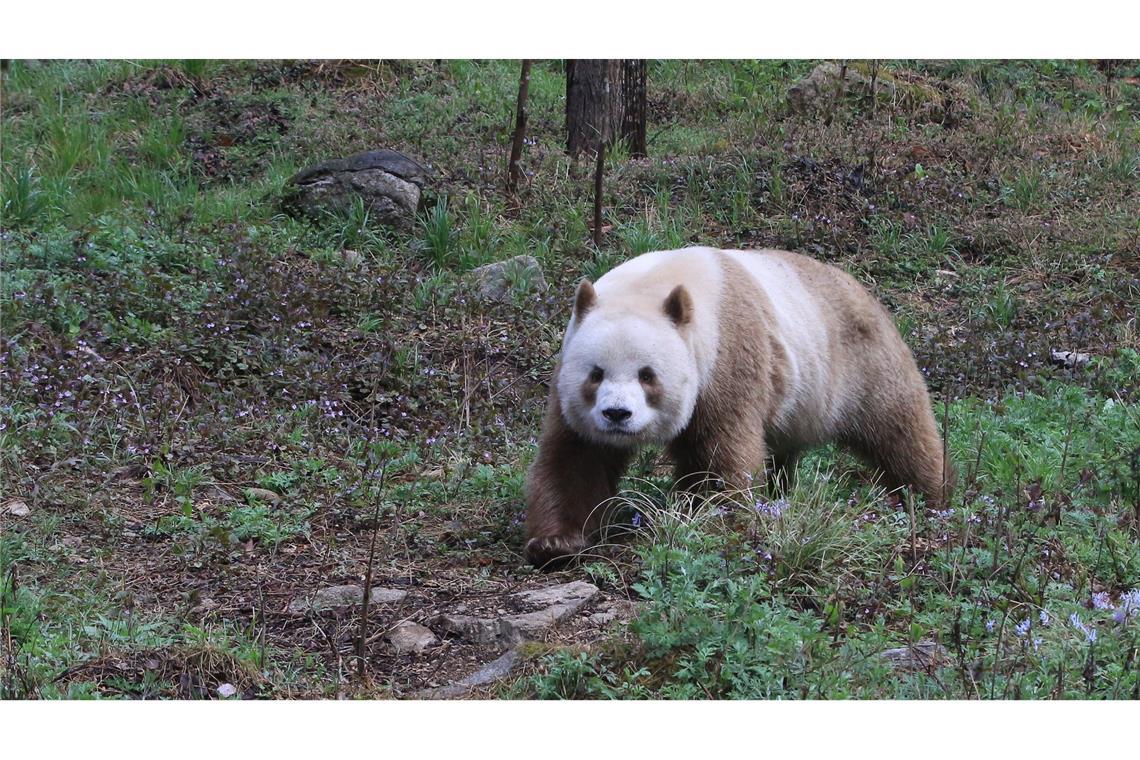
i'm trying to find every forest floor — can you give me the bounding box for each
[2,59,1138,699]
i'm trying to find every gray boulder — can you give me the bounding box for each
[469,255,548,303]
[282,149,428,228]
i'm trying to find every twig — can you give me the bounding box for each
[355,458,389,680]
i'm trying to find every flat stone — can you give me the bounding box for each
[1051,350,1091,369]
[432,613,501,645]
[512,581,597,608]
[460,647,521,687]
[387,622,439,654]
[244,488,281,504]
[879,640,949,671]
[432,581,599,646]
[3,500,30,517]
[287,584,407,614]
[414,647,522,699]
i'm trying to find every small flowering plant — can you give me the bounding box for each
[755,497,788,520]
[1112,589,1140,625]
[1069,612,1097,643]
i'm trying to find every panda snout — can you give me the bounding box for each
[602,407,633,424]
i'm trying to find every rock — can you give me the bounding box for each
[3,500,30,517]
[588,610,617,625]
[432,580,599,646]
[387,622,439,654]
[788,62,959,123]
[416,683,471,700]
[460,647,521,687]
[243,487,281,504]
[217,683,238,698]
[433,613,501,645]
[286,584,408,614]
[1051,350,1091,369]
[415,647,522,699]
[208,485,238,503]
[469,255,548,303]
[282,149,428,228]
[879,640,949,671]
[341,249,365,268]
[512,581,597,608]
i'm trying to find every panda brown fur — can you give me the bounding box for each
[524,247,952,568]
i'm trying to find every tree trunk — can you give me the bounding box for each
[566,59,647,158]
[506,59,532,196]
[620,59,647,158]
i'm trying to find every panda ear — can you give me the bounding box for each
[663,284,693,326]
[574,279,597,320]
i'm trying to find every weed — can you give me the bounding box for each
[1002,170,1047,210]
[1,165,49,228]
[921,224,957,259]
[412,272,456,312]
[419,196,455,269]
[984,280,1019,330]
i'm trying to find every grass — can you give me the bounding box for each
[522,381,1140,699]
[2,58,1138,699]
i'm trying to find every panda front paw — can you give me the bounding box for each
[524,534,587,570]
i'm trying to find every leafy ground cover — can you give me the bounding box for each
[1,59,1137,698]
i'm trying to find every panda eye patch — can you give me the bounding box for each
[588,367,604,383]
[638,367,656,384]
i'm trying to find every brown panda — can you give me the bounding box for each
[524,247,951,568]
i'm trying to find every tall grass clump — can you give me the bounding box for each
[418,196,455,269]
[1,165,49,228]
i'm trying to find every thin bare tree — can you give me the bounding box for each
[505,59,533,196]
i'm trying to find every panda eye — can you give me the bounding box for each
[588,367,604,383]
[638,367,656,384]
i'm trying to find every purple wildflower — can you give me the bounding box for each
[1015,618,1031,638]
[756,498,788,519]
[631,512,642,529]
[1113,589,1140,624]
[1069,612,1097,643]
[1092,591,1114,611]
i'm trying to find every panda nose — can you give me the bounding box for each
[602,407,632,423]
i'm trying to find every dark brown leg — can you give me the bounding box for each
[524,383,631,569]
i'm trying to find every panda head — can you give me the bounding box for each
[557,279,699,447]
